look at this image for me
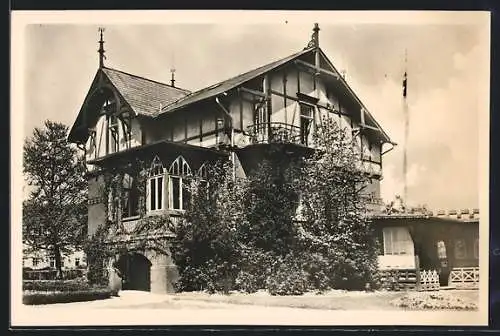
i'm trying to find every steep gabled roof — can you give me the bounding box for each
[159,48,313,115]
[102,67,190,117]
[68,67,191,143]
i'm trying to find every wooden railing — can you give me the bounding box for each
[379,269,418,291]
[247,122,304,146]
[419,270,440,291]
[449,267,479,289]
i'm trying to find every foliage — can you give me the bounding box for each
[235,248,276,293]
[22,268,86,281]
[22,278,90,292]
[170,160,245,293]
[241,146,302,256]
[23,120,88,279]
[265,253,309,296]
[297,117,379,290]
[391,292,478,310]
[83,223,114,286]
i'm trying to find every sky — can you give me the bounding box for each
[15,11,490,211]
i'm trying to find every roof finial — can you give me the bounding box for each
[98,27,106,68]
[305,23,320,49]
[313,23,320,48]
[170,68,176,87]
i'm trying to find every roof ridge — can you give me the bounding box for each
[159,48,314,114]
[102,66,191,94]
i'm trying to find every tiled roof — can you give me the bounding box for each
[158,48,313,115]
[102,67,190,117]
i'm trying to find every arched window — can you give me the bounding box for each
[168,156,191,211]
[197,162,209,179]
[122,173,139,219]
[147,156,165,212]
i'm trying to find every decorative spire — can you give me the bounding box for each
[170,68,176,87]
[98,27,106,68]
[305,23,320,49]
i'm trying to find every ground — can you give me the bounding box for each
[15,290,483,326]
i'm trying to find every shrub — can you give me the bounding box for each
[265,255,309,296]
[23,288,116,305]
[234,271,260,294]
[22,268,86,281]
[23,279,90,292]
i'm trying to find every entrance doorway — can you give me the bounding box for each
[117,252,152,292]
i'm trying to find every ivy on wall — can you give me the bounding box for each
[84,157,175,285]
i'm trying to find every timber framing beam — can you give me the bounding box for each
[294,59,340,80]
[239,87,267,98]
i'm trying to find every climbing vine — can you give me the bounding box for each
[84,156,178,285]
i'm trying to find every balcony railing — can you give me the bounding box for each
[247,122,307,146]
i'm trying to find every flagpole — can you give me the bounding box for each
[403,49,409,206]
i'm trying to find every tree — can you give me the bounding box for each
[170,160,245,293]
[297,117,379,290]
[241,146,301,256]
[23,120,87,279]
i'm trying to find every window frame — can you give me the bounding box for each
[146,156,166,213]
[299,102,315,146]
[382,226,414,256]
[168,156,192,211]
[122,173,140,220]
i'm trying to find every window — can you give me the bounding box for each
[437,240,447,259]
[299,103,314,146]
[454,239,467,259]
[49,257,55,268]
[107,114,119,154]
[474,238,479,259]
[75,258,80,267]
[32,257,40,267]
[383,227,414,255]
[88,97,131,159]
[197,162,210,198]
[122,173,139,219]
[147,156,165,212]
[168,156,192,211]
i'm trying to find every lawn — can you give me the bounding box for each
[169,289,479,311]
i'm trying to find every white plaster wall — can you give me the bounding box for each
[378,255,416,270]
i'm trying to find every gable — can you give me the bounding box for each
[68,67,190,144]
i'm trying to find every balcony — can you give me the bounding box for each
[247,122,309,146]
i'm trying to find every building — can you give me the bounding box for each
[67,25,477,293]
[23,249,86,270]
